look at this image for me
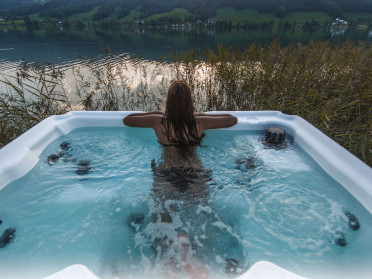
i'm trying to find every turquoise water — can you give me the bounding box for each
[0,127,371,279]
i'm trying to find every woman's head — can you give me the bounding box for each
[162,81,202,145]
[166,80,194,117]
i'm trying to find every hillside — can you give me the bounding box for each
[0,0,371,23]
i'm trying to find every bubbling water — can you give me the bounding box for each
[0,127,371,279]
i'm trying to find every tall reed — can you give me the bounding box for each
[0,61,70,148]
[71,54,167,111]
[200,41,371,165]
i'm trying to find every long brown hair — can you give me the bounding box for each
[161,80,202,145]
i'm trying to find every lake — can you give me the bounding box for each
[1,25,371,72]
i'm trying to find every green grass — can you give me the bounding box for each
[145,8,191,21]
[29,13,40,20]
[216,7,277,23]
[67,7,99,22]
[121,9,142,20]
[0,23,27,30]
[356,25,369,29]
[283,11,332,24]
[0,20,25,25]
[344,12,372,21]
[103,7,124,21]
[216,7,333,24]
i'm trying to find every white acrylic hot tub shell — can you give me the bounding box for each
[0,111,371,279]
[43,261,307,279]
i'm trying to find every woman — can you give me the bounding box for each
[123,81,238,278]
[123,80,237,146]
[124,79,237,220]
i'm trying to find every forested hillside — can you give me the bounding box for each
[1,0,371,21]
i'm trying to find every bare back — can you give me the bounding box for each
[123,112,238,146]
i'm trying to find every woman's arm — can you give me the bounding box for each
[123,111,164,128]
[194,112,236,117]
[197,114,238,131]
[124,111,164,117]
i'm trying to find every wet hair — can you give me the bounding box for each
[161,81,203,145]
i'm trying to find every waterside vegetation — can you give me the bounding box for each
[0,41,371,166]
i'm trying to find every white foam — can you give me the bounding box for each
[254,145,312,172]
[53,184,114,203]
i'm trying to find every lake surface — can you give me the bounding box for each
[1,25,371,71]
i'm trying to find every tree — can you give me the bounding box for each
[275,6,286,19]
[321,1,345,17]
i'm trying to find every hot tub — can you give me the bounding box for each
[0,111,371,279]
